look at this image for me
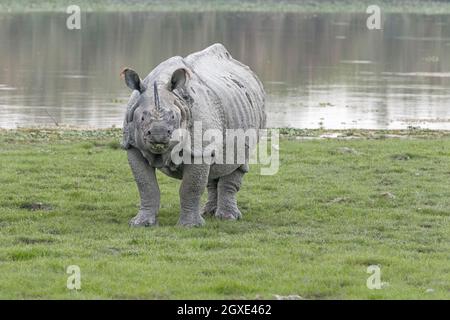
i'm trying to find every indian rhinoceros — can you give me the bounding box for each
[121,43,266,227]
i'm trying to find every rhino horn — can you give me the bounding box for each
[153,82,161,111]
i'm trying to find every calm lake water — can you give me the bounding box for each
[0,12,449,129]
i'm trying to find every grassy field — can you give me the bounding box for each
[1,0,450,14]
[0,128,449,299]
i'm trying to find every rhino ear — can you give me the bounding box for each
[169,68,188,91]
[121,68,145,93]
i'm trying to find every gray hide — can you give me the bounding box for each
[122,43,265,227]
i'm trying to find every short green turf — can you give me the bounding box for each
[0,129,449,299]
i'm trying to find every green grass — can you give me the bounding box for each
[0,128,449,299]
[1,0,450,14]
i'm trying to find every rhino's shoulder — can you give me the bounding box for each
[185,43,231,63]
[184,43,257,80]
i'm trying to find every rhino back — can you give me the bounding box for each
[185,44,266,131]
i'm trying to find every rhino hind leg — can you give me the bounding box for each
[202,179,218,216]
[215,168,245,220]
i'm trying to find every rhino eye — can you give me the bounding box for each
[141,116,145,121]
[171,115,175,120]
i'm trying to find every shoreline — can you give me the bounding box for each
[1,1,450,14]
[2,127,450,143]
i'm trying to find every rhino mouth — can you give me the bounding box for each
[149,143,169,154]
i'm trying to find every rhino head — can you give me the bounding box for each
[121,68,191,155]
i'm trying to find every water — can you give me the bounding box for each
[0,12,449,129]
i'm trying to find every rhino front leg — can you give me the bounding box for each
[215,168,244,220]
[127,147,160,227]
[202,178,218,217]
[178,164,210,227]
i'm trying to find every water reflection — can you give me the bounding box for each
[0,12,449,129]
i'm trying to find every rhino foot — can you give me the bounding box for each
[201,202,217,217]
[215,208,242,220]
[129,211,157,227]
[177,214,205,227]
